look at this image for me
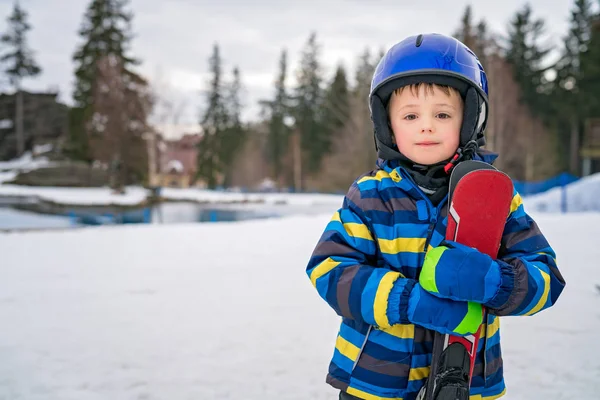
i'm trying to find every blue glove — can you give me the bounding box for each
[406,283,483,336]
[420,240,502,304]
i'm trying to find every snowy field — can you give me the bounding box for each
[0,210,597,400]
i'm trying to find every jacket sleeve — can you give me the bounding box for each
[484,191,566,316]
[306,183,416,329]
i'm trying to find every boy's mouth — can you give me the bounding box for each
[416,141,439,146]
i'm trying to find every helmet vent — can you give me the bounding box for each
[415,34,424,47]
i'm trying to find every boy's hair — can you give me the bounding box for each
[386,83,463,115]
[393,82,462,99]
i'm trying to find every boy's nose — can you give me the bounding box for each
[420,123,433,133]
[420,116,434,133]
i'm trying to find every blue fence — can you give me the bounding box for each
[513,172,580,214]
[513,173,579,197]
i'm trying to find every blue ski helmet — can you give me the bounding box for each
[370,33,489,162]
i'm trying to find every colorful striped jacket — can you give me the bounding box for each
[306,153,565,400]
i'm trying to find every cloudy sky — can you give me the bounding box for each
[0,0,576,130]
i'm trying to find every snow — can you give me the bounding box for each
[0,184,149,206]
[524,172,600,213]
[0,152,53,172]
[33,143,54,155]
[498,213,600,398]
[0,184,345,209]
[0,212,595,399]
[0,171,16,184]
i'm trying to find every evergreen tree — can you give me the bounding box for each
[1,1,41,86]
[221,66,245,187]
[323,64,350,134]
[454,5,478,51]
[292,32,327,185]
[353,48,375,99]
[505,4,553,115]
[575,0,598,115]
[555,0,594,173]
[353,48,378,171]
[73,0,138,108]
[197,43,228,189]
[0,0,41,156]
[580,16,600,154]
[454,5,489,67]
[263,49,291,186]
[68,0,138,162]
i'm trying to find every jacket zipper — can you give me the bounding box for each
[395,166,489,381]
[352,325,373,372]
[394,167,442,254]
[483,311,489,380]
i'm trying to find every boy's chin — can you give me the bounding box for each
[408,154,450,166]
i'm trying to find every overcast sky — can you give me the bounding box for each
[0,0,577,128]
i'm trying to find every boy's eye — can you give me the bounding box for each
[404,114,417,121]
[437,113,451,119]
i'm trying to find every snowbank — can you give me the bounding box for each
[523,172,600,213]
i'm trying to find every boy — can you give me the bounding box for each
[305,33,565,400]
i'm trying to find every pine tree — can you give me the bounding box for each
[221,66,245,187]
[0,0,41,156]
[323,64,350,134]
[291,32,326,188]
[354,48,375,99]
[504,4,560,180]
[556,0,594,173]
[73,0,138,109]
[453,6,489,67]
[68,0,139,162]
[505,4,553,115]
[353,48,378,171]
[197,43,228,189]
[454,5,478,51]
[264,49,290,186]
[581,16,600,125]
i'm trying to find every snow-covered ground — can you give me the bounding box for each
[0,152,53,172]
[0,171,17,184]
[0,210,596,400]
[0,185,150,207]
[0,154,597,397]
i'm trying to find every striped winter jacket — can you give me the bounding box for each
[306,154,565,400]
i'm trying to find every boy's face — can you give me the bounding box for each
[388,84,463,166]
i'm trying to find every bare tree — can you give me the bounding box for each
[89,55,153,192]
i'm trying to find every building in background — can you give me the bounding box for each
[0,90,69,161]
[147,130,202,188]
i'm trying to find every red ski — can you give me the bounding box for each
[419,160,514,400]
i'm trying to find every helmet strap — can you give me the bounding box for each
[443,140,479,174]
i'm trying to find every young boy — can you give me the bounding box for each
[305,33,565,400]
